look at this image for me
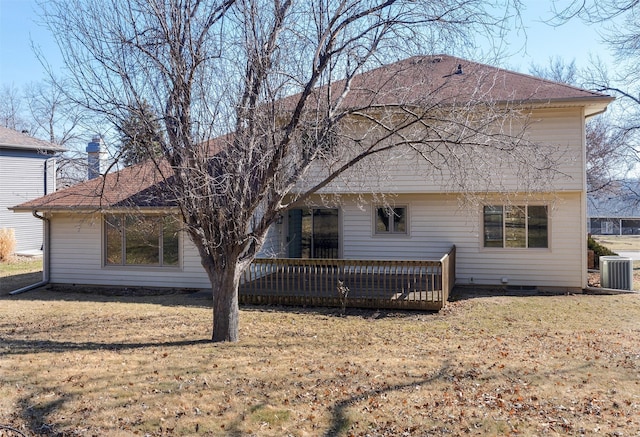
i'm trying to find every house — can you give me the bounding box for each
[0,126,65,253]
[10,55,613,297]
[588,181,640,235]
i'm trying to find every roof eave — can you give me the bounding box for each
[10,205,180,214]
[0,143,68,153]
[503,96,614,117]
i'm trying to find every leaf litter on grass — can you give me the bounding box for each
[0,289,639,436]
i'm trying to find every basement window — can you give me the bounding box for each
[105,214,180,266]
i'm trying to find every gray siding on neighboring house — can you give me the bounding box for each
[0,149,57,252]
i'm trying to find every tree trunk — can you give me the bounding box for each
[210,264,242,342]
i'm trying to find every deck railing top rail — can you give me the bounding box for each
[251,258,443,266]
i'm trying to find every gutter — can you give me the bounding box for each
[10,211,50,295]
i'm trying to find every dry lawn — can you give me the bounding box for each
[0,256,43,295]
[1,288,639,436]
[591,235,640,252]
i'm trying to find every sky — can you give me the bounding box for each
[0,0,615,89]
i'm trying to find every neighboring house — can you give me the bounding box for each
[588,182,640,235]
[11,55,613,293]
[0,126,65,253]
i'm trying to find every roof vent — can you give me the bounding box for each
[455,64,463,74]
[430,57,443,63]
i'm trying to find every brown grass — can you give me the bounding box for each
[1,288,639,436]
[592,235,640,251]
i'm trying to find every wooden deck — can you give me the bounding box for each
[238,246,455,310]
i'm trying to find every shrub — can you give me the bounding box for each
[0,228,16,261]
[588,235,618,269]
[588,235,617,258]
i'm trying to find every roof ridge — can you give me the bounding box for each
[382,54,611,100]
[446,54,610,99]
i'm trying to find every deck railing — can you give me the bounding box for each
[239,245,456,310]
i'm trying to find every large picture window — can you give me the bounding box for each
[483,205,548,248]
[375,206,407,235]
[105,214,180,266]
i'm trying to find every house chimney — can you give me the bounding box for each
[86,135,105,180]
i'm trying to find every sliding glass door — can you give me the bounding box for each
[287,208,339,258]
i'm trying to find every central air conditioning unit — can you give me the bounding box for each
[600,256,634,290]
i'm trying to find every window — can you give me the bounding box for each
[601,221,614,235]
[375,206,407,235]
[105,214,180,266]
[483,205,548,248]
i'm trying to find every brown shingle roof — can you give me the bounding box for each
[0,126,67,152]
[279,55,612,115]
[12,55,613,212]
[12,159,176,211]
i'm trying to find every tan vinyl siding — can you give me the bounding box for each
[525,107,585,191]
[257,221,285,258]
[301,107,585,195]
[338,192,584,289]
[49,213,211,289]
[48,189,584,290]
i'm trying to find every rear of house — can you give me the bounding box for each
[260,104,597,290]
[10,56,613,296]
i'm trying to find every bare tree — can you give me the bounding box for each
[22,78,99,187]
[41,0,552,342]
[551,1,640,159]
[585,115,632,196]
[529,56,578,85]
[24,77,87,146]
[530,57,631,196]
[0,79,94,188]
[0,84,28,131]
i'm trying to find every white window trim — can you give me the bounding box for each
[373,205,410,237]
[102,213,183,269]
[481,204,550,250]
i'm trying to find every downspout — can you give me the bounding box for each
[10,211,50,295]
